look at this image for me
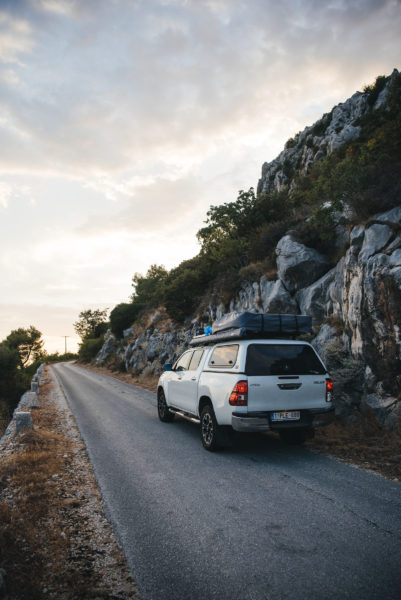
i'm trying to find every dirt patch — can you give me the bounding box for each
[306,419,401,482]
[0,369,140,600]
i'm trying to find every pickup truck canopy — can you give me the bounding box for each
[189,312,312,347]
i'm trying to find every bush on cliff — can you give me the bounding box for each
[110,303,141,337]
[78,337,105,363]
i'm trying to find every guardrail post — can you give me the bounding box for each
[15,412,33,433]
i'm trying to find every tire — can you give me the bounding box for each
[157,389,175,422]
[200,404,222,451]
[279,429,307,445]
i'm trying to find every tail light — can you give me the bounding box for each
[326,378,333,403]
[229,380,248,406]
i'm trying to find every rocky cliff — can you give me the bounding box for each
[96,71,401,429]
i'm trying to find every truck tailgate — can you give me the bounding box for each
[247,375,327,411]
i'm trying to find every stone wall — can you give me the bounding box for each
[0,364,46,449]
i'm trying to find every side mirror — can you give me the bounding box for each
[163,363,173,372]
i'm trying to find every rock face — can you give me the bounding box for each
[257,70,399,197]
[96,203,401,429]
[227,208,401,427]
[276,235,330,293]
[95,72,401,429]
[96,317,201,378]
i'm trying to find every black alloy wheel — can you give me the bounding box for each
[157,389,175,422]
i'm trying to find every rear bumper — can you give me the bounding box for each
[231,415,271,432]
[231,407,334,433]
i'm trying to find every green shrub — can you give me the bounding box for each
[285,137,296,149]
[110,303,140,338]
[311,111,333,136]
[131,264,168,308]
[78,337,104,363]
[364,75,387,107]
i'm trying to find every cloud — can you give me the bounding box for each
[0,180,34,208]
[0,181,12,207]
[0,0,400,344]
[0,0,399,187]
[80,175,210,235]
[0,10,34,63]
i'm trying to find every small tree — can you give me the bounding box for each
[131,264,168,308]
[74,309,109,341]
[5,326,44,368]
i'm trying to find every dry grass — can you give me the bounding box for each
[0,374,139,599]
[306,418,401,481]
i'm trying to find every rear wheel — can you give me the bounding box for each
[157,389,175,422]
[279,429,307,445]
[200,405,222,451]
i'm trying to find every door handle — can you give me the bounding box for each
[191,377,196,381]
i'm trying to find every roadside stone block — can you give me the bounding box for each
[25,391,39,408]
[15,412,33,433]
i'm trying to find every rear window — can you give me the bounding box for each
[246,344,325,376]
[188,349,204,371]
[209,345,239,368]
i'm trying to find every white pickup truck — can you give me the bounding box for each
[157,334,334,451]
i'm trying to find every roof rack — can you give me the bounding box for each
[189,312,312,347]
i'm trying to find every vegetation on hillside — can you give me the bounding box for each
[104,71,401,336]
[74,309,109,362]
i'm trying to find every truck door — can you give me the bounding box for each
[167,350,193,409]
[174,349,205,414]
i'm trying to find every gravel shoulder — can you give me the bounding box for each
[0,366,140,600]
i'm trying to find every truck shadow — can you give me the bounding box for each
[173,416,313,461]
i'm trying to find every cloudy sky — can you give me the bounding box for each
[0,0,400,353]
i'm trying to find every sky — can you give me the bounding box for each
[0,0,400,354]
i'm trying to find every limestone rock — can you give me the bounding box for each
[276,235,330,293]
[359,224,393,263]
[350,225,365,247]
[296,268,336,325]
[96,331,118,364]
[229,281,261,313]
[373,205,401,227]
[260,278,298,313]
[360,392,398,426]
[311,324,337,364]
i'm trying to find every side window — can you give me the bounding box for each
[208,345,239,368]
[188,349,204,371]
[174,351,193,371]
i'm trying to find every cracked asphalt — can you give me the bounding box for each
[52,362,401,600]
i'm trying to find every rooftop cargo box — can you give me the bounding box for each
[190,312,312,347]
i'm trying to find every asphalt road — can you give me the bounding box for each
[52,362,401,600]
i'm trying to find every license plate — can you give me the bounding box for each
[271,411,300,421]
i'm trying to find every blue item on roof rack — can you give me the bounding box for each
[189,312,312,347]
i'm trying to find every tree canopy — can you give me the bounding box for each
[5,326,44,368]
[74,309,109,341]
